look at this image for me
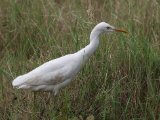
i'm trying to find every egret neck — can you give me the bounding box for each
[78,26,101,62]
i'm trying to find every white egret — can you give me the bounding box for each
[12,22,127,95]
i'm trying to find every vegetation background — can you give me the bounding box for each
[0,0,160,119]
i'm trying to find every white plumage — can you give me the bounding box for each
[12,22,127,95]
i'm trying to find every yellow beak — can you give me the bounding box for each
[115,29,128,33]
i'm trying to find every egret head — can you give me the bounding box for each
[94,22,127,33]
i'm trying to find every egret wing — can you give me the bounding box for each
[24,70,67,86]
[12,54,74,87]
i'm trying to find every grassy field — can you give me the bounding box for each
[0,0,160,119]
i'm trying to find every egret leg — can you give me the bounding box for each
[32,92,39,119]
[39,92,53,119]
[54,87,59,96]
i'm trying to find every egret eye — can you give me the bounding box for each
[106,26,111,29]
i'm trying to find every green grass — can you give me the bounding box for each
[0,0,160,119]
